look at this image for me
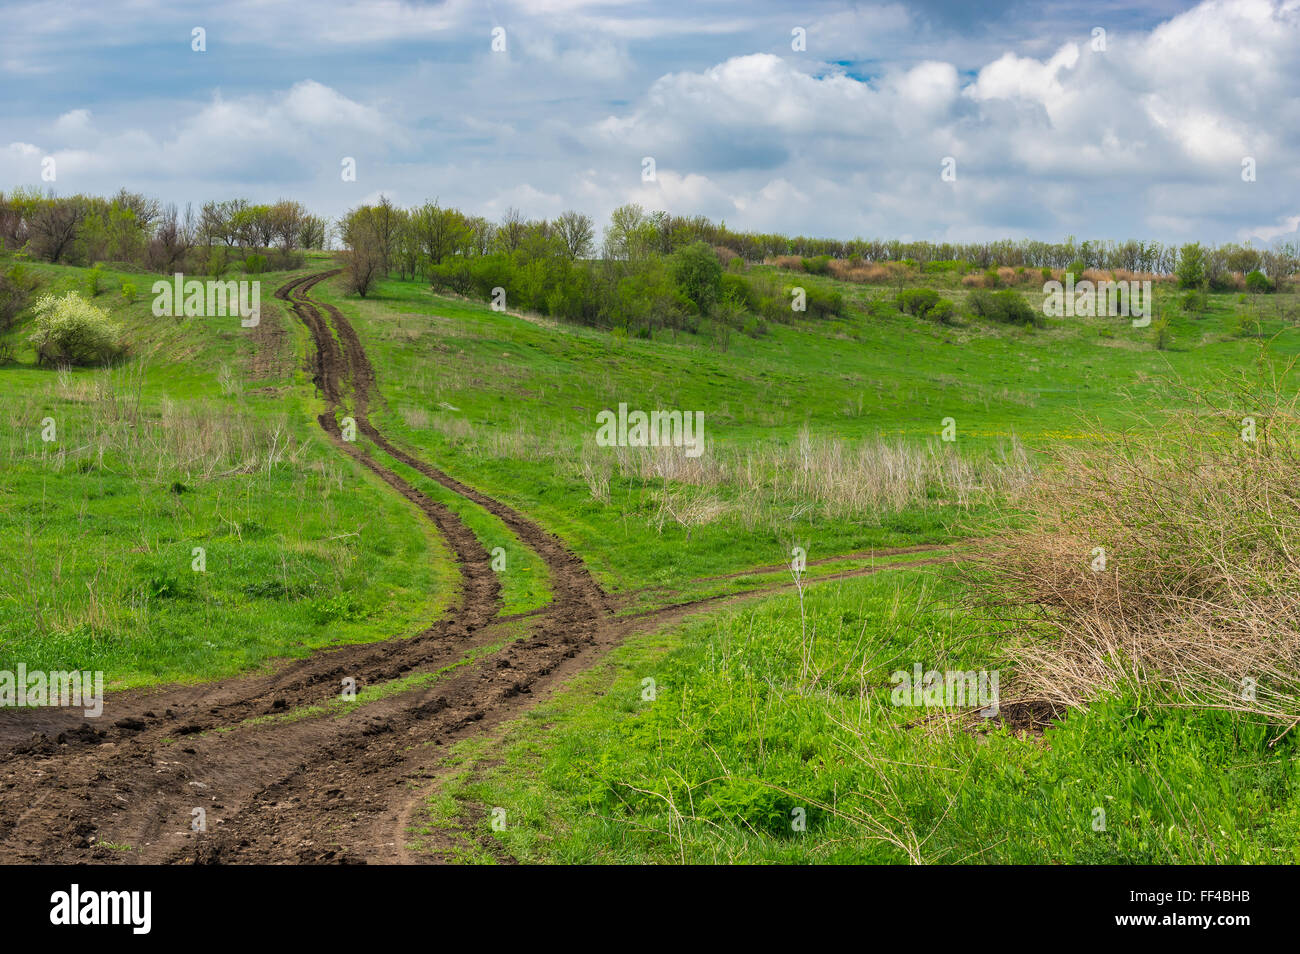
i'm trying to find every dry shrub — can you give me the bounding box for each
[975,365,1300,732]
[826,260,906,284]
[713,246,741,266]
[961,273,988,288]
[768,255,804,270]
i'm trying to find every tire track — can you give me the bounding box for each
[0,268,973,863]
[0,270,612,863]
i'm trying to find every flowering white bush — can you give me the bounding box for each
[28,291,122,365]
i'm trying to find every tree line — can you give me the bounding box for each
[0,188,328,274]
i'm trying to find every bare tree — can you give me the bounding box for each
[147,202,195,272]
[555,210,594,260]
[341,206,384,297]
[28,197,86,263]
[496,207,526,253]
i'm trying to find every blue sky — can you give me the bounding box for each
[2,0,1297,245]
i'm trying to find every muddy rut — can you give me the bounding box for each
[0,270,958,864]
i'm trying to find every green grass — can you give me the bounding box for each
[434,567,1300,864]
[313,271,1299,599]
[7,254,1299,865]
[0,258,458,687]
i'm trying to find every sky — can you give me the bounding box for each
[1,0,1297,246]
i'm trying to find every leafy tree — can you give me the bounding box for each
[670,241,722,315]
[1176,242,1206,289]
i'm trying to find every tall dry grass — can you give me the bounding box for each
[975,362,1300,733]
[4,363,308,481]
[576,427,1033,529]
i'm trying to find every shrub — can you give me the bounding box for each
[205,247,230,277]
[1180,290,1207,315]
[1152,316,1172,350]
[85,263,103,297]
[969,288,1042,327]
[800,283,842,319]
[243,253,268,275]
[801,255,832,276]
[28,291,122,365]
[1246,269,1272,294]
[973,369,1300,728]
[895,287,940,316]
[928,297,957,324]
[120,281,137,303]
[428,258,475,296]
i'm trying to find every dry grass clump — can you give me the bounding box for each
[576,427,1033,529]
[975,365,1300,733]
[5,363,304,480]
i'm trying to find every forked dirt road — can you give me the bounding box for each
[0,270,963,863]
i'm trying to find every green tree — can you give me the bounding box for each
[671,241,723,315]
[1176,242,1206,289]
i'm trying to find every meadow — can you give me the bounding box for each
[4,243,1300,864]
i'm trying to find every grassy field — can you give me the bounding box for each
[5,252,1300,864]
[302,263,1300,864]
[426,567,1300,864]
[0,258,459,686]
[313,268,1299,599]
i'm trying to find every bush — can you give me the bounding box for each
[800,255,832,275]
[1180,290,1207,315]
[120,281,136,303]
[800,283,842,318]
[1246,269,1272,294]
[243,254,268,275]
[928,297,957,324]
[895,287,940,316]
[969,288,1042,326]
[85,263,103,297]
[28,291,122,365]
[205,247,230,278]
[428,258,475,296]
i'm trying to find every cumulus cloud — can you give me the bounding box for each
[1,0,1296,244]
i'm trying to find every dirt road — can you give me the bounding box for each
[0,270,961,863]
